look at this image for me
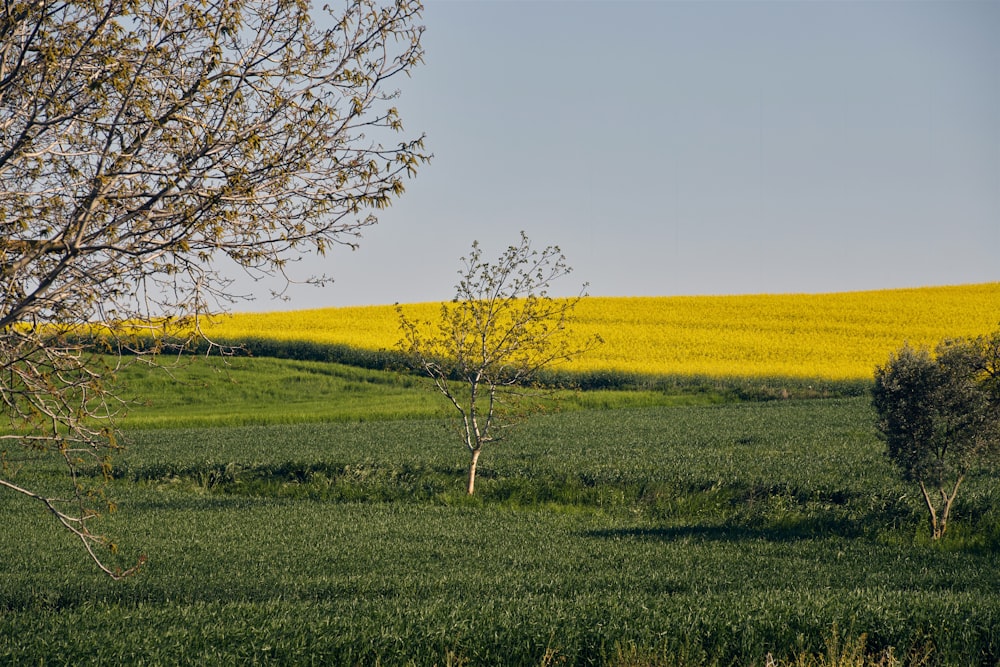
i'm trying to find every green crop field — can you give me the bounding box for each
[1,357,999,665]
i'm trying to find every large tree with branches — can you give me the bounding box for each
[398,232,601,495]
[1,0,428,576]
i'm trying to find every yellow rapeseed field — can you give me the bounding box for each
[201,282,1000,381]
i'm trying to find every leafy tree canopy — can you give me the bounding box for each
[1,0,428,575]
[872,332,1000,539]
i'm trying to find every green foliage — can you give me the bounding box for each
[872,335,1000,538]
[873,342,989,485]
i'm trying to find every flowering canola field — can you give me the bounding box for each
[201,283,1000,381]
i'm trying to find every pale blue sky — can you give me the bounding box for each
[245,0,1000,309]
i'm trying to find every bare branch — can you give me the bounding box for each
[398,232,601,495]
[2,0,427,574]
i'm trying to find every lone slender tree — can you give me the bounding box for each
[398,232,601,495]
[872,333,1000,539]
[1,0,428,576]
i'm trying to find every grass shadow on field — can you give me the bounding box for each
[584,515,868,544]
[111,459,468,505]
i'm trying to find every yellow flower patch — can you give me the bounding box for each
[200,283,1000,381]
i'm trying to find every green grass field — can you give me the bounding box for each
[1,358,998,665]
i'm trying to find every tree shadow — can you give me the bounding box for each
[584,515,868,544]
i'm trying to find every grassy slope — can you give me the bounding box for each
[2,358,998,665]
[111,356,728,429]
[112,355,446,427]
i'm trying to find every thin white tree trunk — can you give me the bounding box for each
[467,448,481,495]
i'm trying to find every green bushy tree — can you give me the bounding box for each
[872,332,1000,539]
